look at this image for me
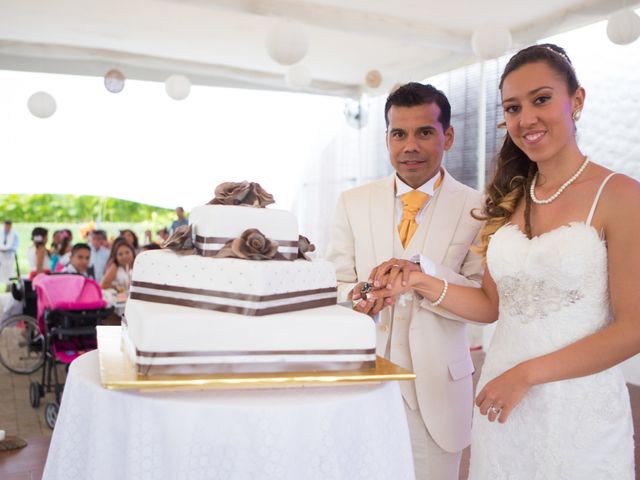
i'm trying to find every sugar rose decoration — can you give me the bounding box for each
[297,235,316,260]
[161,224,195,254]
[208,181,275,207]
[217,228,279,260]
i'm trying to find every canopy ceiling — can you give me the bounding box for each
[1,0,638,97]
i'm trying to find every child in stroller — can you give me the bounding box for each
[29,273,113,428]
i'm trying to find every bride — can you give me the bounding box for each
[365,44,638,478]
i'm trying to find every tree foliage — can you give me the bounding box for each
[0,194,175,223]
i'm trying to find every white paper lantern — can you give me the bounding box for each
[104,69,126,93]
[365,70,383,89]
[607,10,640,45]
[266,19,309,65]
[27,91,56,119]
[471,24,512,60]
[165,74,192,100]
[285,64,312,88]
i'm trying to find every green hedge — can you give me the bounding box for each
[0,194,175,223]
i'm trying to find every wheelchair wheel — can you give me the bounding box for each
[29,380,42,408]
[0,315,45,374]
[44,402,59,429]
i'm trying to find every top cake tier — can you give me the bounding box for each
[189,205,299,260]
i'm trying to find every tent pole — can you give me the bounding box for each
[476,61,487,192]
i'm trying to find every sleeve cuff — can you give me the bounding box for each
[412,254,436,276]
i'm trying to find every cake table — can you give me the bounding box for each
[42,333,415,479]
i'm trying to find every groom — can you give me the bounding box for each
[326,83,484,479]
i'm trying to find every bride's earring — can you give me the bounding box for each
[572,109,582,121]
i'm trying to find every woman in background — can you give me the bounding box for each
[101,237,136,292]
[27,227,51,276]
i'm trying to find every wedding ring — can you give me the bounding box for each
[488,405,501,415]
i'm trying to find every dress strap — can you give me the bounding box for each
[586,172,617,226]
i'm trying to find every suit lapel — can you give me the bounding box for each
[420,170,466,264]
[370,175,396,266]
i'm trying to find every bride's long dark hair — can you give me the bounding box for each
[472,43,581,257]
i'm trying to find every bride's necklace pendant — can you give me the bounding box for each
[530,156,590,205]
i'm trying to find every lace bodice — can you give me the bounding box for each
[485,222,610,364]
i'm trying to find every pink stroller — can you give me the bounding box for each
[31,273,113,428]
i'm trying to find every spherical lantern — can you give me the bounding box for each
[607,10,640,45]
[365,70,383,89]
[27,92,56,119]
[285,64,312,88]
[165,74,192,100]
[266,19,309,65]
[471,24,512,60]
[104,69,126,93]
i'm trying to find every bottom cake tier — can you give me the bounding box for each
[122,300,376,375]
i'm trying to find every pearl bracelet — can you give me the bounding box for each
[430,279,448,307]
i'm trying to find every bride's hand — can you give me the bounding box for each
[475,364,533,423]
[366,272,413,303]
[368,258,421,290]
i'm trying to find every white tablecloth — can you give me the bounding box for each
[43,351,415,480]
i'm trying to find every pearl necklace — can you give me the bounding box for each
[529,156,590,205]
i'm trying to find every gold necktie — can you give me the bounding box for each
[398,190,430,248]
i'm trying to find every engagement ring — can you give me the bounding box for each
[489,405,501,415]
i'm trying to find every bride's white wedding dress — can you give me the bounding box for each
[469,173,635,479]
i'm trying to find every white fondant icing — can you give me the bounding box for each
[125,301,374,353]
[189,205,298,243]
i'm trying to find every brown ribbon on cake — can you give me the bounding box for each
[129,292,336,316]
[129,281,337,316]
[137,360,377,376]
[194,231,300,261]
[134,347,376,358]
[164,229,312,262]
[132,281,335,302]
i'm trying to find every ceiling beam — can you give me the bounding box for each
[176,0,472,53]
[0,40,359,97]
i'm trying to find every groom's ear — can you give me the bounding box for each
[444,125,454,151]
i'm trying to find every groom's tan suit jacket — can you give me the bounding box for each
[326,170,484,452]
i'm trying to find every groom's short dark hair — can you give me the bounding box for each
[384,82,451,130]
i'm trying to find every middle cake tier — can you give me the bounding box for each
[129,249,337,316]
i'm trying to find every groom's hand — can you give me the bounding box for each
[349,282,390,317]
[369,258,421,290]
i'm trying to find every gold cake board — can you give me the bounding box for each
[97,326,415,392]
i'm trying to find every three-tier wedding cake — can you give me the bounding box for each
[122,182,376,375]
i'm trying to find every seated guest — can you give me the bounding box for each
[28,227,51,276]
[51,229,72,271]
[61,243,91,276]
[101,238,136,292]
[90,230,110,282]
[119,229,140,253]
[156,227,169,244]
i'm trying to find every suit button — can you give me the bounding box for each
[380,324,389,332]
